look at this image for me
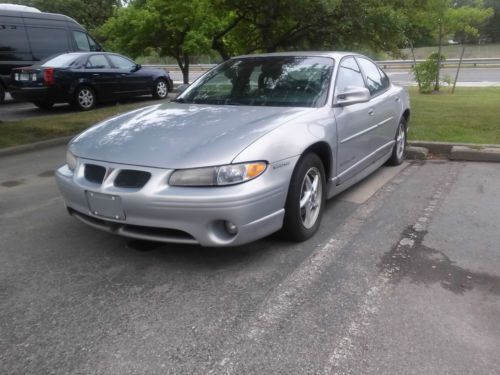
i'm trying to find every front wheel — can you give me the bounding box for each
[73,86,96,111]
[281,153,326,242]
[153,78,168,99]
[387,118,407,166]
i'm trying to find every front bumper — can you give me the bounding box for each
[55,156,298,247]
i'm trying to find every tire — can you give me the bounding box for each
[152,78,168,99]
[387,117,407,166]
[0,84,5,104]
[281,153,326,242]
[33,101,54,110]
[73,85,96,111]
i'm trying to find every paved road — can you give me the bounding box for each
[1,147,499,374]
[0,94,166,123]
[386,67,500,86]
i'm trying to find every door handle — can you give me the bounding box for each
[92,73,100,77]
[368,109,375,116]
[395,96,401,102]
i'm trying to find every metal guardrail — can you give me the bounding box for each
[378,58,500,69]
[145,58,500,73]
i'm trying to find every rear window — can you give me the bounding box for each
[27,27,69,60]
[41,54,82,67]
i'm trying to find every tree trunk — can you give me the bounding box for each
[435,21,443,92]
[212,38,231,61]
[175,54,190,84]
[182,53,190,84]
[452,44,466,94]
[409,40,422,91]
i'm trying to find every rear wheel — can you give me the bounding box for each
[153,78,168,99]
[33,101,54,110]
[281,153,326,242]
[73,86,96,111]
[387,117,407,165]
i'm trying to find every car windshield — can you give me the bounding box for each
[179,56,334,107]
[41,54,83,68]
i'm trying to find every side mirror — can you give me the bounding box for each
[176,84,189,94]
[334,86,371,107]
[133,64,141,72]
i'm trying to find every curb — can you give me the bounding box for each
[408,141,500,163]
[0,136,72,157]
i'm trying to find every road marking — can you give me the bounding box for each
[0,196,62,220]
[339,163,408,204]
[323,163,462,375]
[210,163,420,374]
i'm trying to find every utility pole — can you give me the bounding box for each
[435,19,443,92]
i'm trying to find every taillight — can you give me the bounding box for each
[43,68,55,86]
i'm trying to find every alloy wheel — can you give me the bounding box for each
[299,167,323,229]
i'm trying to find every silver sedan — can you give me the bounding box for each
[55,52,410,247]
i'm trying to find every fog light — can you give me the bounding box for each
[224,221,238,235]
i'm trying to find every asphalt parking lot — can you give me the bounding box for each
[1,147,499,374]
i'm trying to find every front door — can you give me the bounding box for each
[334,56,378,184]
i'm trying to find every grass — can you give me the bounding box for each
[0,88,499,148]
[0,101,155,148]
[408,87,500,144]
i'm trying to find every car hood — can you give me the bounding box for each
[70,102,314,169]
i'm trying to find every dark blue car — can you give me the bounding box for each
[9,52,174,110]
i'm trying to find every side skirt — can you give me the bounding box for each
[326,150,392,199]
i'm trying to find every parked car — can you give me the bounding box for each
[9,52,174,110]
[0,3,102,103]
[55,52,410,247]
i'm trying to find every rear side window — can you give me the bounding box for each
[27,27,69,60]
[0,24,29,52]
[108,55,135,70]
[86,54,111,69]
[357,58,389,96]
[335,57,366,93]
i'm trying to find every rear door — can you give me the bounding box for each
[334,56,378,183]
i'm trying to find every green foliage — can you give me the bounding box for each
[413,53,444,93]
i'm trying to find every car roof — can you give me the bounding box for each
[233,51,358,60]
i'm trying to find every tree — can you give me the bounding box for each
[102,0,218,83]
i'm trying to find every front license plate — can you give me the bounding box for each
[86,191,125,220]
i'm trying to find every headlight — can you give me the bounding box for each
[66,150,77,171]
[169,162,267,186]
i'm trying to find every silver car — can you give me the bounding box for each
[55,52,410,247]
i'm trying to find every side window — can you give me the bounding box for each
[26,27,69,60]
[86,55,111,69]
[335,57,366,93]
[87,35,100,51]
[357,58,387,96]
[108,55,135,70]
[378,67,391,89]
[73,31,90,51]
[0,24,29,52]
